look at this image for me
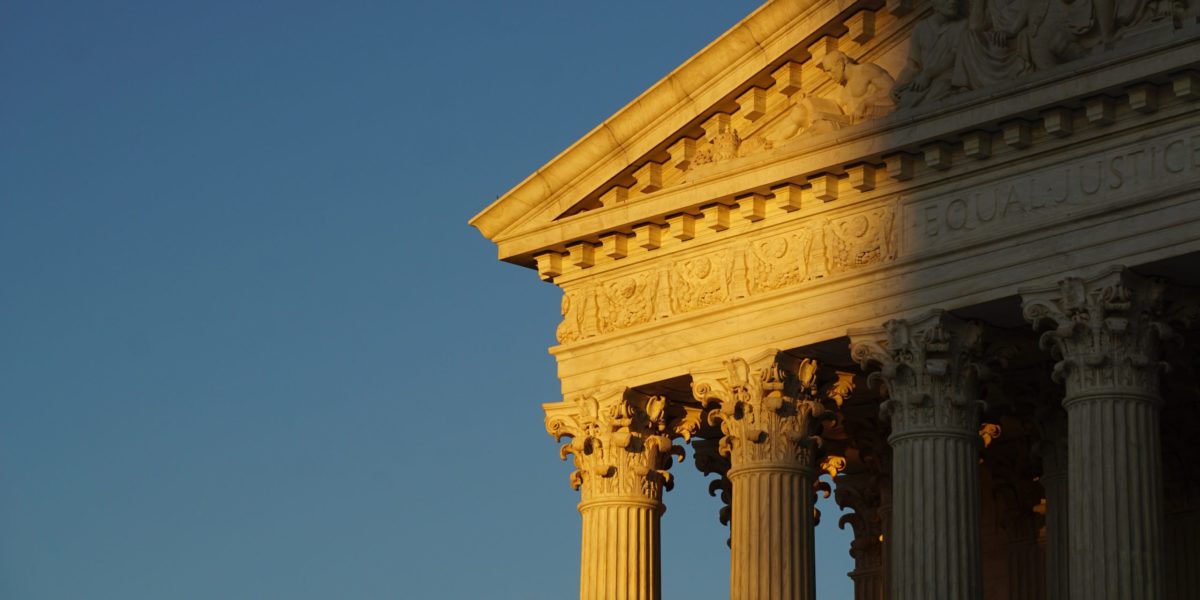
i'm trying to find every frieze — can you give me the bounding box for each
[907,128,1200,249]
[556,204,898,344]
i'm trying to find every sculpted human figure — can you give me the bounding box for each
[893,0,972,107]
[818,51,897,122]
[983,0,1089,70]
[893,0,1026,108]
[772,94,850,142]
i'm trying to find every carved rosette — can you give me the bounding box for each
[690,350,828,470]
[1021,266,1176,401]
[849,310,989,439]
[545,389,689,505]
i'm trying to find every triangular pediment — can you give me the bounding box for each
[469,0,925,263]
[471,0,1200,270]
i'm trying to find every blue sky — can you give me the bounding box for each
[0,2,853,598]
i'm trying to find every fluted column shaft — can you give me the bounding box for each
[1023,268,1172,600]
[1064,392,1164,598]
[851,311,988,600]
[578,497,661,600]
[890,431,982,600]
[728,464,816,600]
[833,467,888,600]
[546,390,690,600]
[692,351,829,600]
[851,569,886,600]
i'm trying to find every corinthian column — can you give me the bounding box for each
[691,350,828,600]
[1021,267,1173,600]
[850,311,988,600]
[545,389,690,600]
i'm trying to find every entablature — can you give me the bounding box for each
[548,101,1200,395]
[518,35,1200,276]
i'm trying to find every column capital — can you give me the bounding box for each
[544,388,692,504]
[834,470,885,568]
[692,438,733,534]
[849,310,989,438]
[690,349,831,470]
[1020,266,1178,400]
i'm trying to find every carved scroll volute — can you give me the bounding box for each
[1021,266,1178,398]
[849,310,990,436]
[544,388,687,503]
[693,437,733,541]
[834,471,885,565]
[690,350,828,468]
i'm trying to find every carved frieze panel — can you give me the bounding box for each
[669,252,738,314]
[825,207,897,274]
[748,230,815,294]
[555,204,898,344]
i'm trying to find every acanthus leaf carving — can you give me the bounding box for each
[691,351,831,468]
[692,437,734,539]
[834,471,886,567]
[545,389,686,502]
[849,310,991,436]
[1020,266,1178,398]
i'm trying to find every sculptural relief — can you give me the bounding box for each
[894,0,1028,107]
[670,253,734,313]
[597,272,657,334]
[556,290,585,344]
[772,95,853,143]
[768,53,898,145]
[824,208,896,274]
[748,230,817,294]
[553,209,900,344]
[818,51,898,124]
[893,0,1189,107]
[692,122,743,168]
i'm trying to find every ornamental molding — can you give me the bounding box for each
[544,388,699,503]
[475,0,1200,269]
[849,310,992,438]
[556,204,897,344]
[689,349,837,468]
[1020,265,1179,398]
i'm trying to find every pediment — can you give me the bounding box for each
[469,0,915,259]
[470,0,1200,271]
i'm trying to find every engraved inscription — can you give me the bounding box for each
[911,131,1200,243]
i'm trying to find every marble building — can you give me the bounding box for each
[470,0,1200,597]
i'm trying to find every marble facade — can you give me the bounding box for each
[471,0,1200,597]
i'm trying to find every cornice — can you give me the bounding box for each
[493,31,1200,269]
[468,0,866,244]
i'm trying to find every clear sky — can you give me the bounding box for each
[1,2,853,598]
